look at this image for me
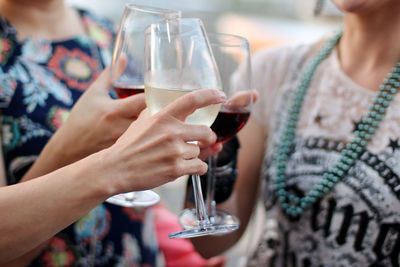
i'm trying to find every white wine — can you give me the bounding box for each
[145,85,221,126]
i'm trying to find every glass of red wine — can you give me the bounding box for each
[179,33,253,231]
[106,4,180,208]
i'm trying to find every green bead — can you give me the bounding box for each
[332,169,343,178]
[300,201,308,209]
[344,157,354,165]
[364,133,372,140]
[329,175,344,183]
[315,184,324,192]
[321,187,330,194]
[308,196,317,203]
[386,94,394,101]
[277,189,286,196]
[295,207,304,214]
[367,128,375,134]
[309,190,320,198]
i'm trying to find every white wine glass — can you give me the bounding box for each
[106,4,180,208]
[179,33,253,232]
[144,18,239,238]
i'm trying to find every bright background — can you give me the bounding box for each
[66,1,342,266]
[67,0,342,53]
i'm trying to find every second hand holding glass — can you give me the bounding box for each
[144,18,239,238]
[179,33,253,232]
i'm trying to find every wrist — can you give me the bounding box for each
[78,150,120,200]
[42,134,76,166]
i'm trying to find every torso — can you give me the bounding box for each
[248,42,400,267]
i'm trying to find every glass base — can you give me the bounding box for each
[171,208,239,238]
[211,210,240,227]
[169,223,239,239]
[106,190,160,207]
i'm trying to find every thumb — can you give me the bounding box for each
[114,93,147,118]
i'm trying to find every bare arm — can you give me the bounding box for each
[0,153,111,264]
[0,89,224,265]
[191,118,267,257]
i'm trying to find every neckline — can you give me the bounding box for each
[329,47,375,96]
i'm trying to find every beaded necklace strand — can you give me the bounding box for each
[274,31,400,217]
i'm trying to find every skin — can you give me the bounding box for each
[191,0,400,257]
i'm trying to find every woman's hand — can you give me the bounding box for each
[21,58,145,182]
[47,58,145,165]
[99,89,226,194]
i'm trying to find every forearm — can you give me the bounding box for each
[21,133,86,182]
[0,152,113,264]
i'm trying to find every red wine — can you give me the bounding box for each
[211,107,250,143]
[114,85,145,98]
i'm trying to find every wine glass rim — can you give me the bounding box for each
[144,18,204,36]
[207,32,250,48]
[124,3,181,17]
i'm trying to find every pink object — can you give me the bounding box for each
[154,205,224,267]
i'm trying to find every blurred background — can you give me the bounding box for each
[66,0,342,266]
[67,0,342,53]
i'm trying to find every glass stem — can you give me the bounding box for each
[192,174,210,227]
[206,155,218,218]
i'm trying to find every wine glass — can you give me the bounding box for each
[144,18,239,238]
[179,33,253,232]
[106,4,180,208]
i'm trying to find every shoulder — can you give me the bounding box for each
[251,42,318,89]
[253,43,316,74]
[77,9,115,55]
[78,9,115,34]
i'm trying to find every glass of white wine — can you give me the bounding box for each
[144,18,239,238]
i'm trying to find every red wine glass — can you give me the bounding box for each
[179,33,253,231]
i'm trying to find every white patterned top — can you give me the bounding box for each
[247,40,400,267]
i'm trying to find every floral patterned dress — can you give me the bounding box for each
[0,10,160,267]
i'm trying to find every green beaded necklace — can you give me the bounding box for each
[274,31,400,217]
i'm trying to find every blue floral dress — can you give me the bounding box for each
[0,10,160,267]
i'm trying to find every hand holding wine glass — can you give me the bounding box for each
[145,18,239,238]
[105,88,226,191]
[106,4,180,207]
[180,33,255,231]
[40,58,146,176]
